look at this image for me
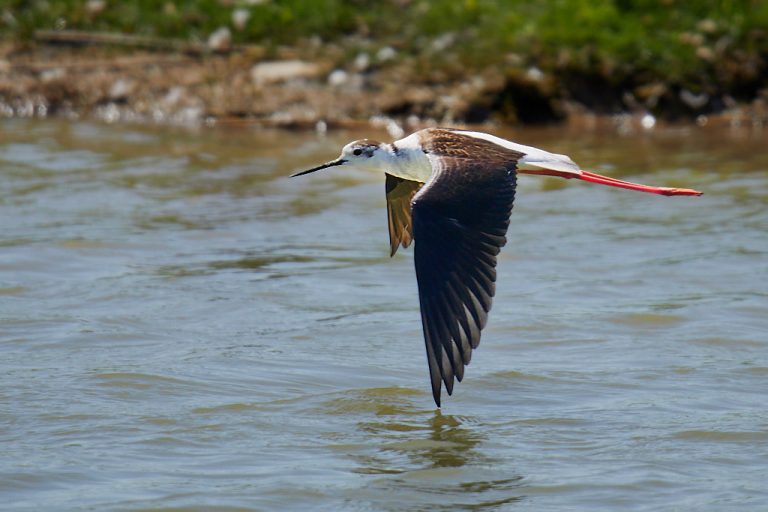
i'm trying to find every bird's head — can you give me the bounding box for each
[290,139,387,177]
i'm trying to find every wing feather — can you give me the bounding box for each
[385,174,423,257]
[412,129,519,406]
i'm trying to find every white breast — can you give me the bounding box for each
[389,133,434,182]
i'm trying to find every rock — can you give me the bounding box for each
[40,68,65,83]
[526,66,544,81]
[697,19,717,33]
[173,105,204,125]
[109,78,135,100]
[696,46,714,61]
[640,113,656,129]
[327,69,364,89]
[505,53,523,66]
[431,33,456,53]
[680,89,709,109]
[354,52,370,71]
[97,103,121,123]
[2,10,16,26]
[207,27,232,52]
[327,69,349,87]
[250,60,321,85]
[232,9,250,31]
[679,32,704,46]
[162,86,186,107]
[376,46,396,62]
[86,0,106,14]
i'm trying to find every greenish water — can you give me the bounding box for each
[1,118,767,511]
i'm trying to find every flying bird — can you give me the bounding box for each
[291,127,702,406]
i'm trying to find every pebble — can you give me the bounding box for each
[251,60,321,85]
[233,9,250,31]
[431,33,456,53]
[354,53,370,71]
[641,113,656,129]
[163,86,185,107]
[40,68,65,83]
[526,66,544,82]
[327,69,348,87]
[86,0,106,14]
[696,46,714,61]
[207,27,232,52]
[376,46,397,62]
[109,79,135,100]
[680,89,709,109]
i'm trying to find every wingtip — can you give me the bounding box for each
[432,388,441,408]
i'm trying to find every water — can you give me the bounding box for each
[1,118,767,511]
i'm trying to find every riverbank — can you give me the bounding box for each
[1,0,766,130]
[2,39,766,132]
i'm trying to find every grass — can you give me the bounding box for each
[3,0,767,97]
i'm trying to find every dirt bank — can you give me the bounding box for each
[1,41,767,130]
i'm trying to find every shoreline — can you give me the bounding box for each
[1,41,766,132]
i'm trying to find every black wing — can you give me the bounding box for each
[412,130,520,406]
[385,173,423,257]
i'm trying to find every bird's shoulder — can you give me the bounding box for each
[415,128,525,165]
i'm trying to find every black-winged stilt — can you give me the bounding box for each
[291,127,702,407]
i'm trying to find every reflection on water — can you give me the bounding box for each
[1,118,767,510]
[321,388,524,510]
[364,411,527,511]
[384,411,487,469]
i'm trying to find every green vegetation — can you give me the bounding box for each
[3,0,767,103]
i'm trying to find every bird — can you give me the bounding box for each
[291,127,702,407]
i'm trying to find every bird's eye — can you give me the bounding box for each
[353,148,363,156]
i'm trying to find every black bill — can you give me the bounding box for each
[290,158,347,177]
